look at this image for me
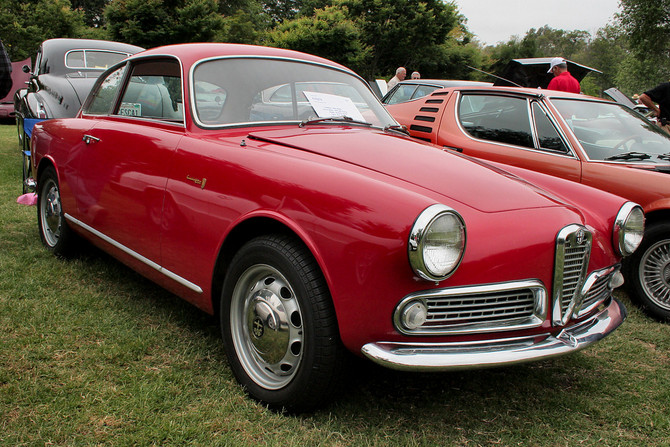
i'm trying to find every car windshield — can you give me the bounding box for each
[192,58,396,128]
[552,98,670,162]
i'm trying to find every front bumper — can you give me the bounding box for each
[361,296,626,371]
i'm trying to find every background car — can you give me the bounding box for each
[386,84,670,321]
[14,38,143,192]
[0,57,31,121]
[381,79,492,105]
[30,43,642,411]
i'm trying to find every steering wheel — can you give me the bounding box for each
[613,135,642,150]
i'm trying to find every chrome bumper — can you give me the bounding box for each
[361,296,626,371]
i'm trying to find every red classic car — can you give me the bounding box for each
[30,44,643,411]
[387,85,670,322]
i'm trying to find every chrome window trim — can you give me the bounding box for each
[553,224,592,326]
[394,279,547,335]
[65,213,203,294]
[529,100,573,154]
[81,55,186,127]
[455,91,578,159]
[64,48,134,70]
[188,55,385,129]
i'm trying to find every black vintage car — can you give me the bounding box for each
[14,38,144,192]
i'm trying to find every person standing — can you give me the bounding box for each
[0,39,12,98]
[546,57,580,94]
[639,82,670,133]
[387,67,406,90]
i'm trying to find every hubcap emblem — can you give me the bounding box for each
[252,317,264,338]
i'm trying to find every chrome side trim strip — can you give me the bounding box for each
[362,296,626,371]
[65,214,203,294]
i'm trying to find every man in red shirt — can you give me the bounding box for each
[547,57,580,94]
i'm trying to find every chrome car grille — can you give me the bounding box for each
[394,281,547,335]
[576,266,619,317]
[553,225,592,325]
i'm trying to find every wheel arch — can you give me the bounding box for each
[210,216,335,322]
[642,208,670,229]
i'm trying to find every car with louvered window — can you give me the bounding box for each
[386,84,670,321]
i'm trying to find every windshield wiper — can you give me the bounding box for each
[604,151,651,161]
[299,116,372,127]
[383,124,410,136]
[658,152,670,161]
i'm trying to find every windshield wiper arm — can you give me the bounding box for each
[658,152,670,161]
[604,151,651,161]
[383,124,410,136]
[299,116,372,127]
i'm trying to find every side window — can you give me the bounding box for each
[117,59,183,121]
[84,65,126,115]
[459,94,533,148]
[386,84,418,105]
[412,85,439,100]
[532,102,568,153]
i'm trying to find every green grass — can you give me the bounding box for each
[0,122,669,446]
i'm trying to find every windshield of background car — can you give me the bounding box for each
[192,58,395,128]
[65,50,131,70]
[553,99,670,161]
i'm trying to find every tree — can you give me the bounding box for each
[105,0,224,48]
[267,5,370,72]
[0,0,86,60]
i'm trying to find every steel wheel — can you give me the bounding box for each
[39,175,63,248]
[37,166,75,257]
[230,264,303,390]
[639,238,670,312]
[221,234,345,411]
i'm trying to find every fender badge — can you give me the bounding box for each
[186,175,207,190]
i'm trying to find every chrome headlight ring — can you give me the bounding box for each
[408,204,466,282]
[613,202,644,257]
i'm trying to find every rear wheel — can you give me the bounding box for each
[37,166,75,257]
[624,222,670,321]
[221,234,345,412]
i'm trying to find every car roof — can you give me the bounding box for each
[395,79,493,88]
[130,43,353,74]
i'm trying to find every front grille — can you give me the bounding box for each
[394,281,546,335]
[577,266,618,317]
[553,225,592,325]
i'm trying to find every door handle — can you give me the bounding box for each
[83,134,100,144]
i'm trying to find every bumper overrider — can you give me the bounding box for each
[361,295,626,371]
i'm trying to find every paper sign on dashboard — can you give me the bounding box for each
[303,91,365,122]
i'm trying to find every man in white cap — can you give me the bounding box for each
[546,57,580,94]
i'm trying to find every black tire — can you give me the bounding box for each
[220,234,345,412]
[624,222,670,321]
[37,166,76,257]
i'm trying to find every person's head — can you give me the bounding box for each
[411,71,420,79]
[396,67,406,80]
[548,57,568,76]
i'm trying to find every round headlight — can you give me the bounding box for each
[409,204,466,281]
[613,202,644,257]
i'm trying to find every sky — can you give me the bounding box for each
[455,0,621,46]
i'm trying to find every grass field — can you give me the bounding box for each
[0,122,668,446]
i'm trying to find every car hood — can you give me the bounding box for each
[246,126,581,214]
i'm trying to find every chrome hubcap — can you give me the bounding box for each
[41,179,62,247]
[230,264,303,389]
[640,239,670,311]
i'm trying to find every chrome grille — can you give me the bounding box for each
[394,281,547,335]
[553,225,592,325]
[577,266,618,317]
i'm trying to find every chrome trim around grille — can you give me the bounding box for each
[394,280,547,335]
[363,296,627,371]
[577,264,621,317]
[553,225,591,326]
